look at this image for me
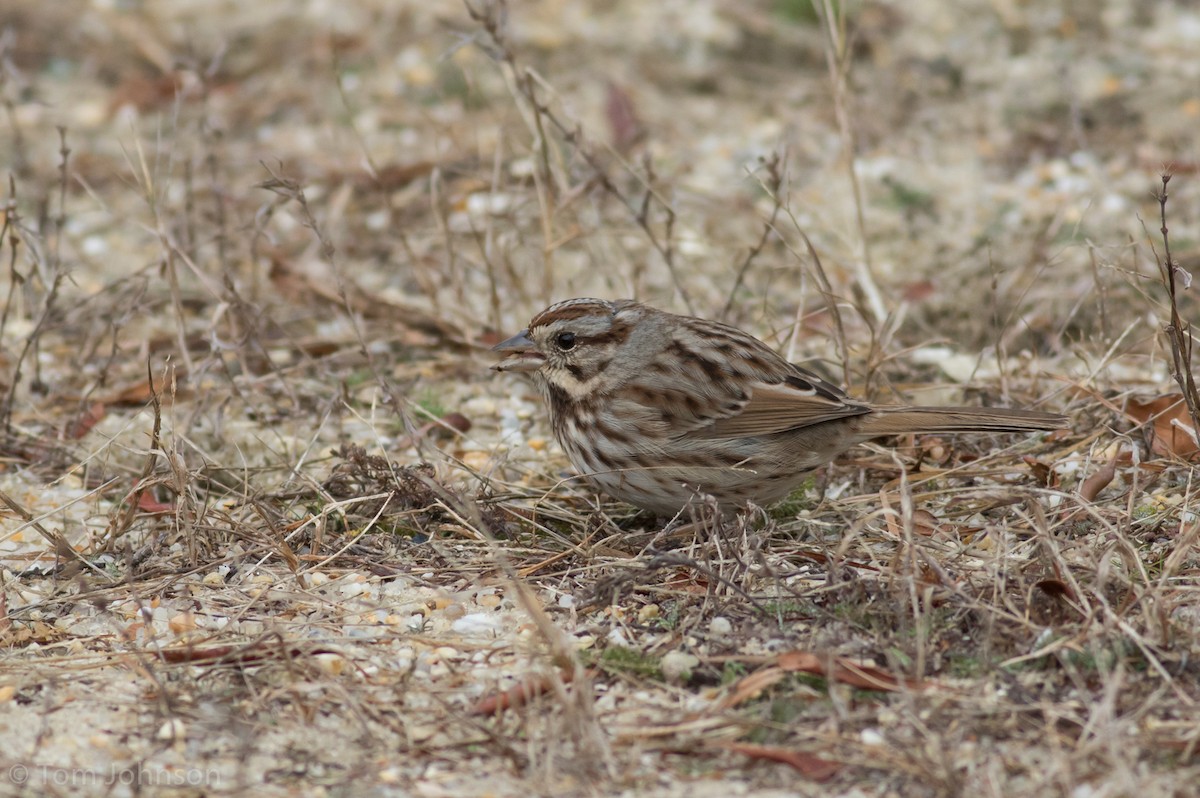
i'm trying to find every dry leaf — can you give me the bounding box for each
[471,668,582,716]
[664,568,711,593]
[775,651,922,692]
[911,508,941,537]
[1035,579,1076,602]
[605,81,645,152]
[901,280,937,303]
[107,72,188,114]
[155,641,348,667]
[718,741,841,782]
[1022,456,1056,488]
[66,402,107,440]
[881,493,941,537]
[397,412,473,448]
[352,160,436,191]
[715,667,790,710]
[135,493,175,514]
[100,370,185,406]
[1079,447,1119,502]
[1125,395,1200,459]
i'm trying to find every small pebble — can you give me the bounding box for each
[313,653,346,676]
[339,582,370,599]
[168,612,196,634]
[860,728,885,746]
[451,613,502,636]
[708,616,733,636]
[460,451,492,471]
[661,651,699,683]
[156,718,185,742]
[607,627,630,647]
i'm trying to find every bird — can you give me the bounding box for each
[492,298,1066,515]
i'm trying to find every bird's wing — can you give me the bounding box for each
[696,371,872,439]
[619,314,871,439]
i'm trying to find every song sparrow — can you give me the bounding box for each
[492,298,1066,514]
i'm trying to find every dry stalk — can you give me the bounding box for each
[721,154,786,322]
[1,130,70,431]
[464,0,693,312]
[0,31,28,176]
[1152,173,1200,439]
[99,360,166,552]
[0,176,20,356]
[256,164,425,463]
[124,125,197,376]
[773,198,854,388]
[812,0,886,325]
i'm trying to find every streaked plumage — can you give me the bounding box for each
[493,298,1066,514]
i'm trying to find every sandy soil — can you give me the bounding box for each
[1,1,1199,795]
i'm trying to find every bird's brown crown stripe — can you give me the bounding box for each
[530,300,611,327]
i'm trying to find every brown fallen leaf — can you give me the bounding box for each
[3,620,67,648]
[471,667,585,716]
[714,666,790,710]
[663,568,711,594]
[717,651,923,702]
[1078,446,1120,502]
[135,492,175,514]
[100,370,187,406]
[154,640,348,667]
[879,491,943,537]
[396,412,473,449]
[351,160,437,192]
[901,279,937,303]
[717,741,842,782]
[1035,578,1077,603]
[776,651,922,692]
[108,72,189,114]
[66,402,107,440]
[605,81,646,153]
[882,503,941,537]
[1124,395,1200,459]
[1022,455,1057,488]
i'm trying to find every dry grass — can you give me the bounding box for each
[2,0,1199,795]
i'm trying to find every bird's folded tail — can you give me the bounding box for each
[858,406,1067,437]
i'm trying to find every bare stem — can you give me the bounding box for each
[1155,172,1200,440]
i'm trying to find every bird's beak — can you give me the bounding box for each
[491,330,545,373]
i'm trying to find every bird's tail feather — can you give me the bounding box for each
[858,406,1066,437]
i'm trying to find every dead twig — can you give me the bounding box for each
[1151,172,1200,441]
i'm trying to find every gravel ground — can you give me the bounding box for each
[2,1,1199,796]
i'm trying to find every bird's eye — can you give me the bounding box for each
[555,332,576,351]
